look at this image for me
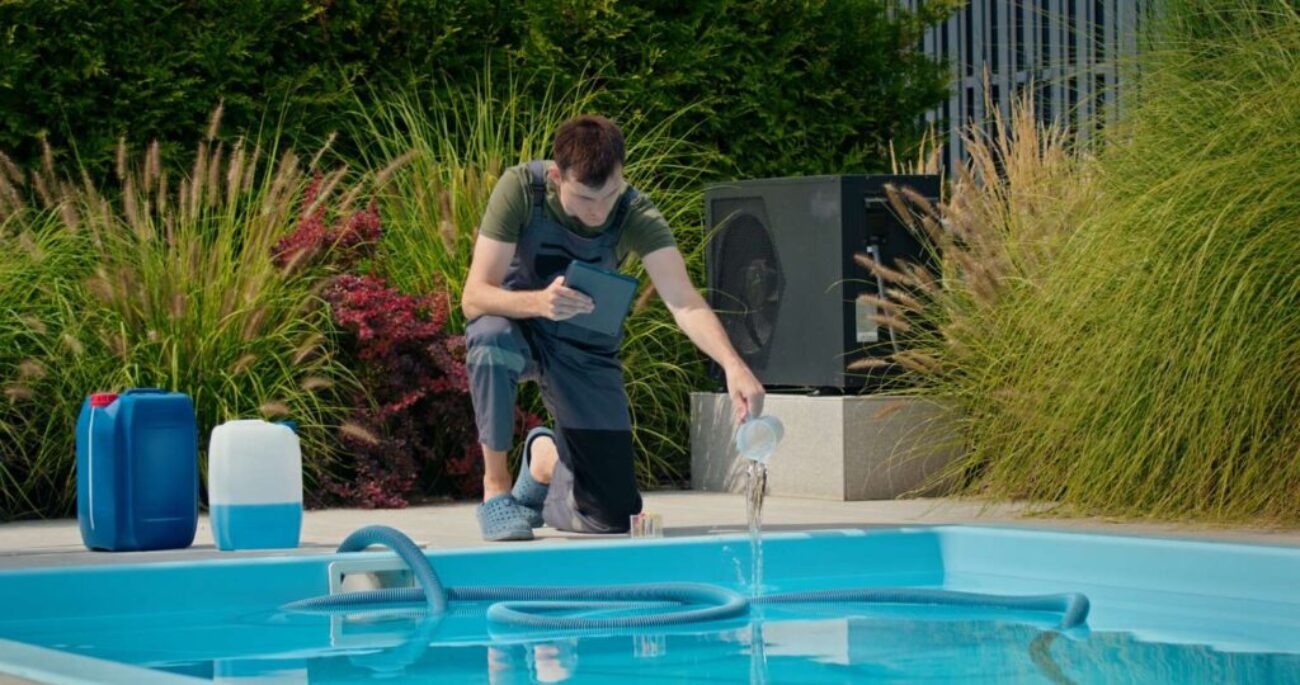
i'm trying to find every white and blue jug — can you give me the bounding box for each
[207,419,303,550]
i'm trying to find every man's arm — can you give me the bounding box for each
[642,246,765,423]
[461,236,593,321]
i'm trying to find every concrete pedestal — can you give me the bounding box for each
[689,392,962,501]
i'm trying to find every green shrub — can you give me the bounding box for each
[0,116,364,520]
[0,0,505,176]
[878,0,1300,522]
[508,0,958,179]
[0,1,954,181]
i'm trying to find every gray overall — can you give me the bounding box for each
[465,161,642,534]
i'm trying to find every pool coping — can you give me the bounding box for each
[3,493,1299,572]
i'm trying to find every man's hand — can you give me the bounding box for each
[534,276,595,321]
[725,362,765,425]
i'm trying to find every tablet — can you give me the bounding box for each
[563,260,639,336]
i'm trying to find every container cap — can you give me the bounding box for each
[90,392,119,408]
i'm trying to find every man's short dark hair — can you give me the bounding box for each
[553,115,625,187]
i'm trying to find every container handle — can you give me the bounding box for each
[122,388,167,395]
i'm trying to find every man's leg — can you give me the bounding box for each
[535,340,642,534]
[466,315,535,498]
[479,437,557,498]
[479,446,512,500]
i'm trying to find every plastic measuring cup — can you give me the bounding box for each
[735,415,784,464]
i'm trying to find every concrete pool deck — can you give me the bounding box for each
[3,492,1299,571]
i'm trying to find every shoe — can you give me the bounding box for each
[511,426,553,528]
[476,493,534,541]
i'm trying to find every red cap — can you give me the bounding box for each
[90,393,119,408]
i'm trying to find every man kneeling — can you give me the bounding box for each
[461,115,763,541]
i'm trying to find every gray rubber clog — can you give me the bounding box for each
[511,426,553,528]
[477,493,534,542]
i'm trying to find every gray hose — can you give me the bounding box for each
[284,525,448,614]
[281,525,746,630]
[285,584,747,631]
[281,525,1089,632]
[757,587,1090,630]
[460,584,748,629]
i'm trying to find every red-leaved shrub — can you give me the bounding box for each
[322,274,478,505]
[273,174,381,272]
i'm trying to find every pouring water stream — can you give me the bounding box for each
[737,415,783,598]
[737,414,782,684]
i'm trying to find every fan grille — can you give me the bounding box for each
[712,207,783,366]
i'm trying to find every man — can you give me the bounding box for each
[462,114,764,541]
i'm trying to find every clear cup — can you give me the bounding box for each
[735,415,784,464]
[629,512,663,538]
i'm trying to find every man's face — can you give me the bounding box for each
[550,165,625,228]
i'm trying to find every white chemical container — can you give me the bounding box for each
[208,419,303,550]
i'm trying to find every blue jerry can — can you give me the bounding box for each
[76,388,198,551]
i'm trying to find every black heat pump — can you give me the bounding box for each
[704,175,940,391]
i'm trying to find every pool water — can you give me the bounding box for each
[1,526,1298,684]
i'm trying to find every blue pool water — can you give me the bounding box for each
[0,526,1298,683]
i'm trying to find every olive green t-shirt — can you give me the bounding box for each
[478,161,676,262]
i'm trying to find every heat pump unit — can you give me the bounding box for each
[705,175,940,390]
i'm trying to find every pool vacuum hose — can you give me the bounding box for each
[282,526,1090,632]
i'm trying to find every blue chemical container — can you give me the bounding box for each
[76,388,198,551]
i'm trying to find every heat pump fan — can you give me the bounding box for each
[710,200,783,372]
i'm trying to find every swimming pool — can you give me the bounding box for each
[0,525,1297,683]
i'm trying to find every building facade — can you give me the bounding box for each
[904,1,1150,172]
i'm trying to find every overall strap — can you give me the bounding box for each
[526,160,547,209]
[602,186,638,246]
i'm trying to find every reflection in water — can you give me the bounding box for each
[487,639,578,684]
[1029,632,1077,685]
[486,638,580,684]
[749,620,769,685]
[343,613,443,678]
[13,601,1300,683]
